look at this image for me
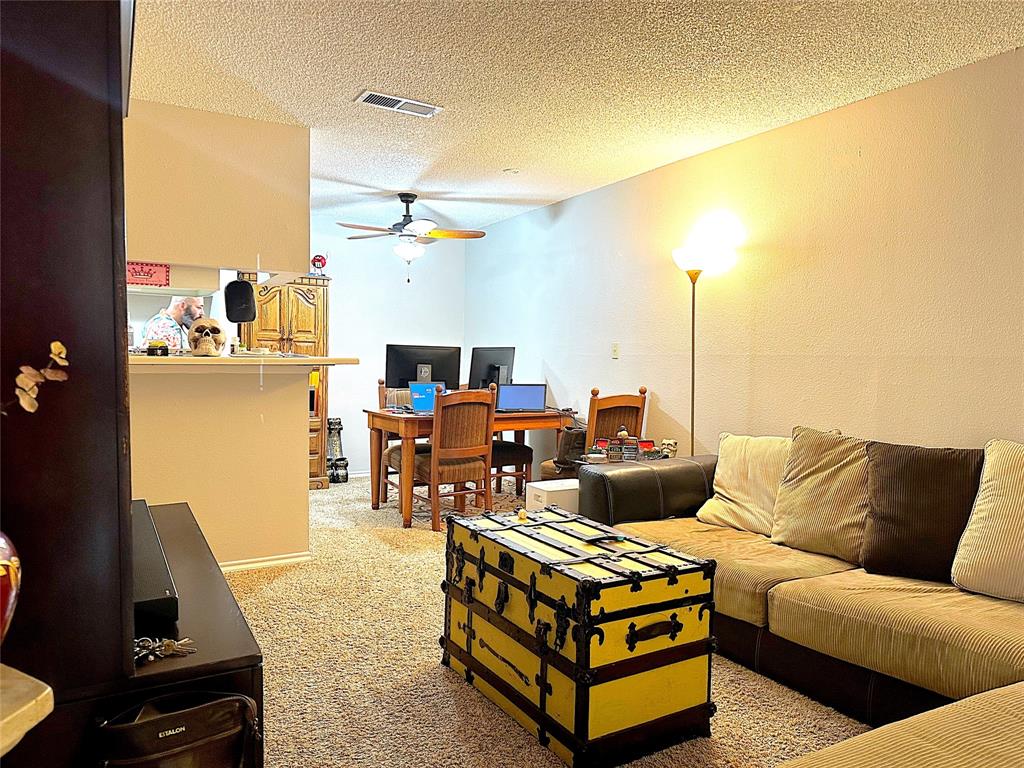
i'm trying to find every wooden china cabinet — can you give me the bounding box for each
[237,272,331,489]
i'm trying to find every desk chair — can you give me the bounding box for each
[491,438,533,496]
[540,386,648,480]
[461,382,533,497]
[377,378,430,504]
[384,385,496,531]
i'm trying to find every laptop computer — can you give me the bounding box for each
[496,383,547,413]
[409,381,442,413]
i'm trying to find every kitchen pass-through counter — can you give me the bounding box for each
[129,354,358,570]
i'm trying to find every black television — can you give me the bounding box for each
[468,347,515,389]
[385,344,461,390]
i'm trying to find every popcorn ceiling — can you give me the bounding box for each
[131,0,1024,229]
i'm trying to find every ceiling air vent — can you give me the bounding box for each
[356,90,443,118]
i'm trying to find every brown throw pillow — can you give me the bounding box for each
[861,441,983,582]
[770,426,870,563]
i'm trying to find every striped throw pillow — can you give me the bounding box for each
[770,426,870,564]
[952,439,1024,603]
[697,433,791,536]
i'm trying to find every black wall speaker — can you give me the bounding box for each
[224,279,256,322]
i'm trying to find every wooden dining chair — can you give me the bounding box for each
[461,381,533,496]
[377,378,429,503]
[583,386,648,448]
[378,378,412,409]
[540,386,648,480]
[384,384,497,531]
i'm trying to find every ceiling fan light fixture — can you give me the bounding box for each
[394,241,425,262]
[404,218,438,236]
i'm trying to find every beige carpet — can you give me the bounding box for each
[226,477,868,767]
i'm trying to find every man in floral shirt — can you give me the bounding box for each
[141,296,205,350]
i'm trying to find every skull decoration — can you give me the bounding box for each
[188,318,226,357]
[660,439,679,458]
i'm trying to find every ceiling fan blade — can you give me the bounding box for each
[424,228,486,239]
[347,232,394,240]
[338,222,393,233]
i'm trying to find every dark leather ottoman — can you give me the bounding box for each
[577,456,717,525]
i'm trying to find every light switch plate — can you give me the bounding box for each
[611,342,620,359]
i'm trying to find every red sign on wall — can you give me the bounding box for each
[127,261,171,287]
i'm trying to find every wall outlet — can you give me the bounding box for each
[611,342,620,359]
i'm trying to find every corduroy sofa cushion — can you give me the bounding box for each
[952,439,1024,603]
[697,432,791,536]
[779,681,1024,768]
[771,426,870,564]
[616,517,854,627]
[767,568,1024,699]
[861,441,984,582]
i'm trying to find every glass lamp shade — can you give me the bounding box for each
[394,240,425,262]
[672,209,746,276]
[404,219,437,237]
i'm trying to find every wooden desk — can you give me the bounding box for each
[365,409,573,527]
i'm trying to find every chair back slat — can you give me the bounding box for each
[440,445,491,459]
[585,387,648,448]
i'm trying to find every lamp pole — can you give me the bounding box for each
[686,269,702,457]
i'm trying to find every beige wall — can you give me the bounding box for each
[124,99,310,275]
[129,365,311,567]
[465,48,1024,458]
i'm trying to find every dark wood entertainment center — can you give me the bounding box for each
[0,3,263,764]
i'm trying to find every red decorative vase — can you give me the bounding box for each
[0,531,21,643]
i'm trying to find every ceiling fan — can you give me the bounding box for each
[337,192,485,266]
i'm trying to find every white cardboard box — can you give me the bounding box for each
[525,479,580,514]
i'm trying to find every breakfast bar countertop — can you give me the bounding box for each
[128,355,358,368]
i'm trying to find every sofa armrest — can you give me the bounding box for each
[577,455,718,526]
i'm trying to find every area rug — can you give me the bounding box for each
[226,477,868,767]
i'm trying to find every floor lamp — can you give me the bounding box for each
[684,268,702,457]
[673,210,746,456]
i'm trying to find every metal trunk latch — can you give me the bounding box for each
[664,564,679,586]
[498,551,515,575]
[453,543,466,584]
[554,597,570,652]
[526,573,539,624]
[534,620,552,650]
[494,582,510,615]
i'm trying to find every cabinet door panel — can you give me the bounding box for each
[251,286,287,351]
[287,286,320,349]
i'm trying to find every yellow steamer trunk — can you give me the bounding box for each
[441,507,716,768]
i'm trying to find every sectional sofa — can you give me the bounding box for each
[778,679,1023,767]
[577,428,1024,729]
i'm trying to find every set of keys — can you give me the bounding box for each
[133,636,197,666]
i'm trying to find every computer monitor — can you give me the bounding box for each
[496,383,547,413]
[385,344,461,390]
[468,347,515,389]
